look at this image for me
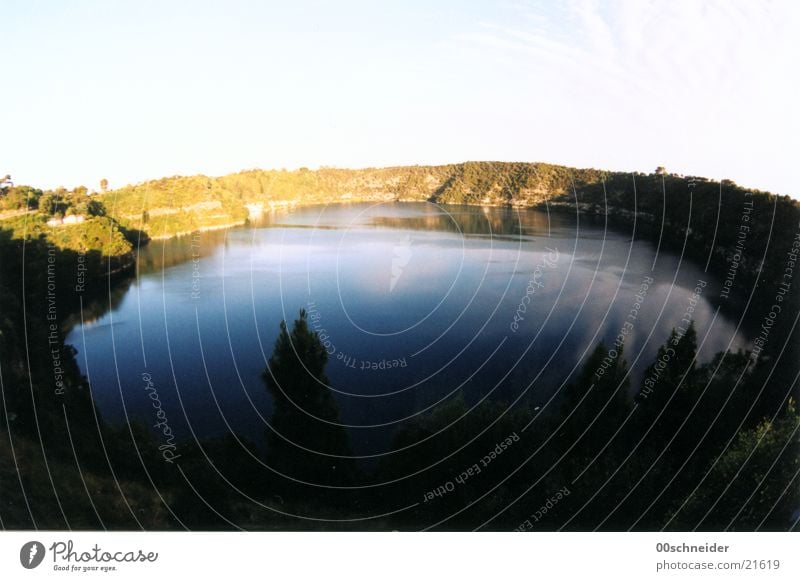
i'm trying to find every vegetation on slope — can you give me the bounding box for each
[1,162,798,530]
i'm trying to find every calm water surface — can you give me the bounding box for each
[67,203,746,454]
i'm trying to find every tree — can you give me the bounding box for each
[85,199,106,217]
[633,322,702,473]
[73,199,106,217]
[0,185,41,210]
[636,322,699,407]
[558,341,632,458]
[670,399,799,530]
[262,310,354,489]
[38,192,63,216]
[100,178,108,192]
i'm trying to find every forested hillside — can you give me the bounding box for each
[1,162,797,530]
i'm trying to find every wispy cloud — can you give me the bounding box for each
[451,0,799,194]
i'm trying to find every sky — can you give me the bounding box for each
[1,0,798,197]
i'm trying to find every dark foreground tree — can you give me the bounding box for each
[558,341,632,457]
[669,398,800,531]
[263,310,355,491]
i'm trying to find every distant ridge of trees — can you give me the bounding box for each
[4,162,798,306]
[3,162,799,302]
[91,161,797,233]
[95,163,800,315]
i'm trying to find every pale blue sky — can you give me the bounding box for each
[1,0,798,196]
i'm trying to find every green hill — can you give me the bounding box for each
[3,162,798,292]
[98,162,612,237]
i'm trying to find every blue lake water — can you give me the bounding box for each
[67,203,747,455]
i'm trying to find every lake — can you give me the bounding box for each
[67,202,747,456]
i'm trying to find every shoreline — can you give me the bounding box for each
[146,220,248,240]
[140,198,553,242]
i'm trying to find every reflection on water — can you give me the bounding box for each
[67,203,747,456]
